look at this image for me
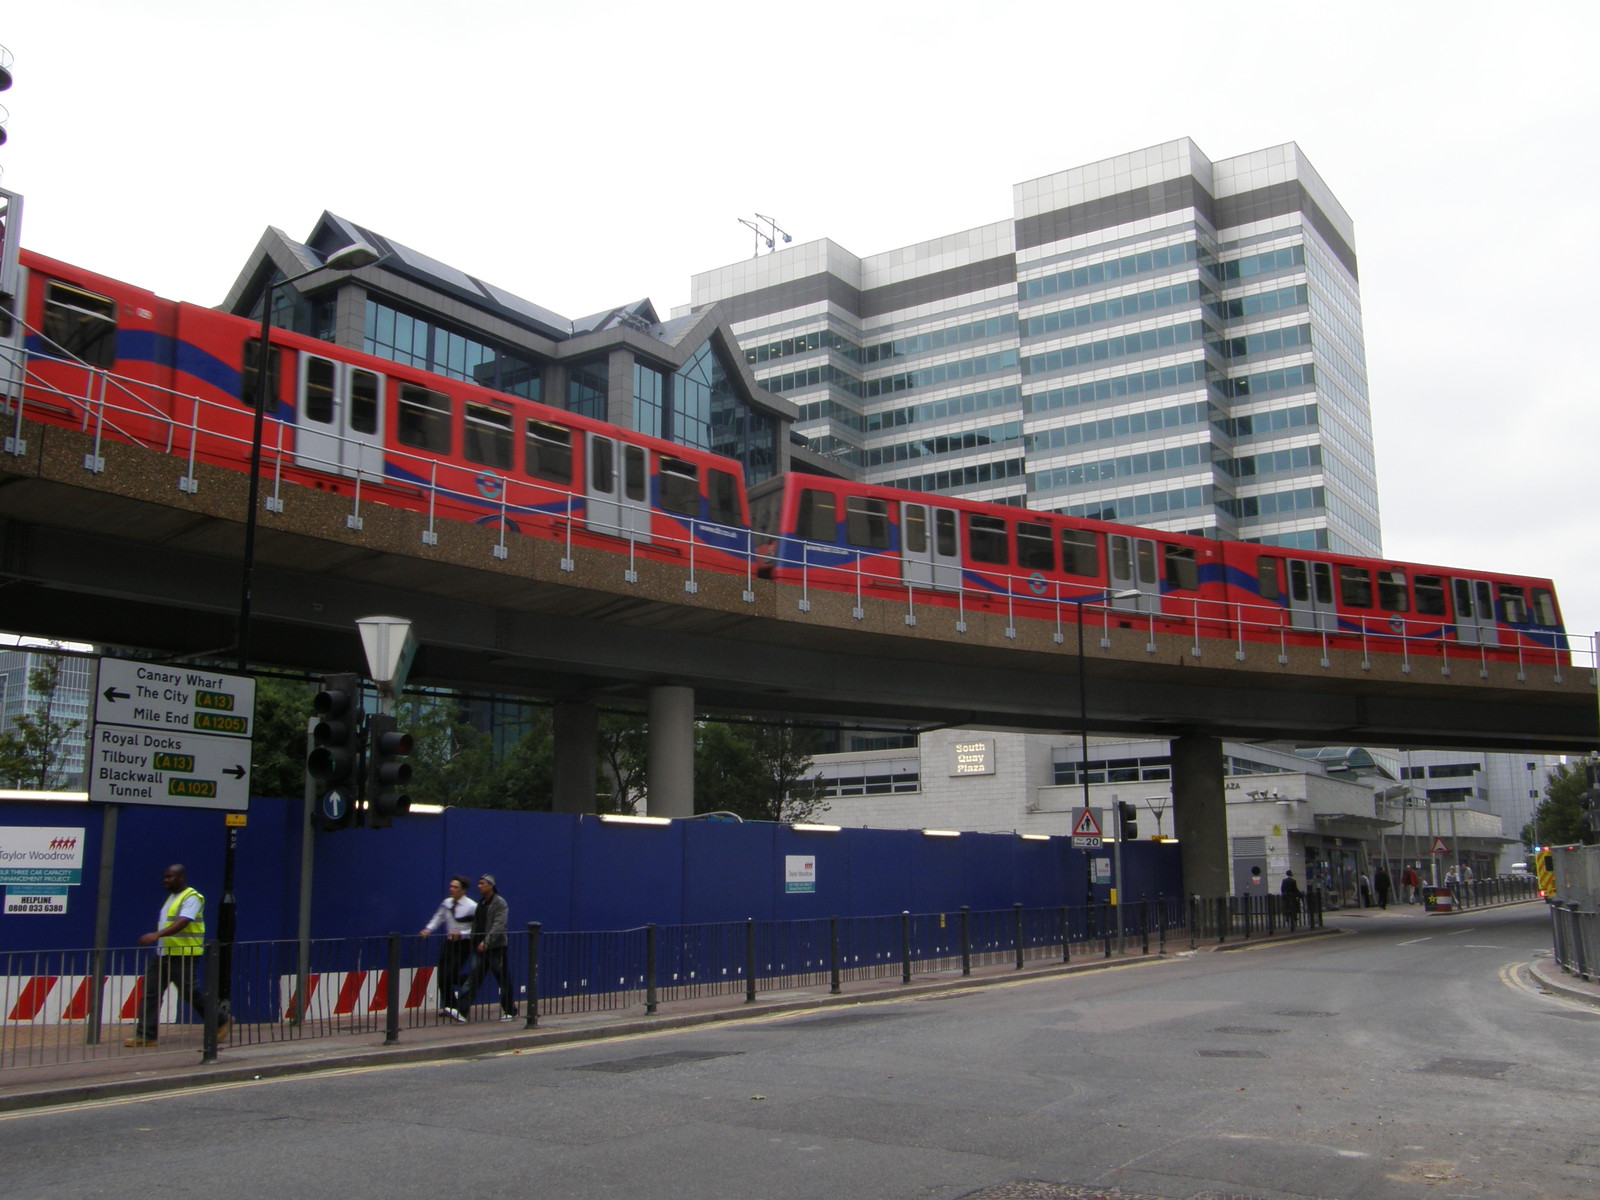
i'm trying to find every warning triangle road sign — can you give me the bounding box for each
[1431,837,1450,855]
[1072,809,1102,837]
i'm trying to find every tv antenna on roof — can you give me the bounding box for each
[737,213,792,257]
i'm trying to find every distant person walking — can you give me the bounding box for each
[420,875,477,1017]
[126,864,229,1047]
[1359,871,1373,908]
[447,874,516,1023]
[1401,863,1422,904]
[1280,869,1303,933]
[1374,865,1392,910]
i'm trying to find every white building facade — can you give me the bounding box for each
[689,138,1380,556]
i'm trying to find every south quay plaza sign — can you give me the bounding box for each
[90,658,256,811]
[950,739,995,777]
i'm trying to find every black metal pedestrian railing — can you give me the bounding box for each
[1,883,1541,1072]
[1550,903,1598,982]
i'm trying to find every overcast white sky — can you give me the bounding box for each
[5,1,1599,649]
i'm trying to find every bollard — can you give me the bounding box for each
[1216,897,1227,944]
[1061,905,1071,963]
[645,924,658,1014]
[524,923,541,1028]
[201,941,221,1065]
[745,918,758,1003]
[829,917,842,995]
[385,933,401,1046]
[1189,895,1199,951]
[1140,899,1149,956]
[902,911,913,984]
[1014,904,1025,970]
[959,907,972,976]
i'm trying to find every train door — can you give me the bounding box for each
[585,435,651,542]
[1451,577,1499,646]
[1108,534,1160,613]
[295,353,385,480]
[1285,559,1338,632]
[901,502,961,590]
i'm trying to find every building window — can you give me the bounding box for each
[567,359,608,420]
[634,363,664,439]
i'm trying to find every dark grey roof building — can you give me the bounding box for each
[220,213,833,485]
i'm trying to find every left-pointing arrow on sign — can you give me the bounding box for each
[103,687,130,702]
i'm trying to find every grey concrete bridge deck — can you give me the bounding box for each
[1,412,1594,752]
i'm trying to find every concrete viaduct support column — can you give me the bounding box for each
[1171,733,1230,900]
[551,700,599,813]
[646,685,695,819]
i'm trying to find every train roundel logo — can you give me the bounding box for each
[476,474,503,500]
[1389,615,1405,633]
[1028,572,1048,596]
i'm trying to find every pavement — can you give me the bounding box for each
[2,897,1590,1114]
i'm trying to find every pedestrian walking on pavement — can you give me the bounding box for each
[446,874,516,1022]
[420,875,477,1017]
[1374,865,1392,909]
[1280,869,1303,933]
[126,864,230,1047]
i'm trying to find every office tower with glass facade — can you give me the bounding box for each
[688,138,1381,556]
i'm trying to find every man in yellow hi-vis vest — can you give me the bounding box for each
[125,864,230,1048]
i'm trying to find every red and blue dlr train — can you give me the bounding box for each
[7,247,1568,666]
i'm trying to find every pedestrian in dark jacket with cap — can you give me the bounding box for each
[445,874,516,1022]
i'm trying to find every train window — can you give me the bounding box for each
[524,420,572,484]
[624,445,647,502]
[1474,580,1493,620]
[241,339,282,410]
[1532,588,1558,626]
[708,470,742,528]
[1377,570,1409,613]
[350,369,380,435]
[798,490,837,542]
[464,402,513,470]
[398,384,452,453]
[1017,522,1054,571]
[304,357,336,425]
[904,505,928,554]
[591,437,614,492]
[1314,563,1335,605]
[1498,585,1528,625]
[1164,546,1198,591]
[1339,565,1373,608]
[1289,560,1311,603]
[659,457,699,516]
[1258,557,1282,601]
[968,515,1009,565]
[1415,575,1446,616]
[1110,535,1132,582]
[43,281,118,369]
[1452,578,1473,618]
[935,510,958,556]
[1135,540,1158,586]
[846,496,890,550]
[1060,529,1099,578]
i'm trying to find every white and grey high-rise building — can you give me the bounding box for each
[689,138,1380,556]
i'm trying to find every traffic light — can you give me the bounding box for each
[367,713,413,827]
[1117,800,1138,840]
[308,673,363,831]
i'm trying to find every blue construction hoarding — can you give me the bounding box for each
[0,797,1184,953]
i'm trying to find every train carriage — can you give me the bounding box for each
[750,473,1230,632]
[1216,541,1567,664]
[13,250,751,570]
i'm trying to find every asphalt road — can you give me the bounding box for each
[2,905,1594,1200]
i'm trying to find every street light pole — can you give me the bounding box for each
[1072,588,1139,912]
[221,242,379,997]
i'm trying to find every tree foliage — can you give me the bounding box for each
[1521,758,1597,849]
[0,652,84,790]
[693,720,829,824]
[249,675,318,799]
[598,713,647,814]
